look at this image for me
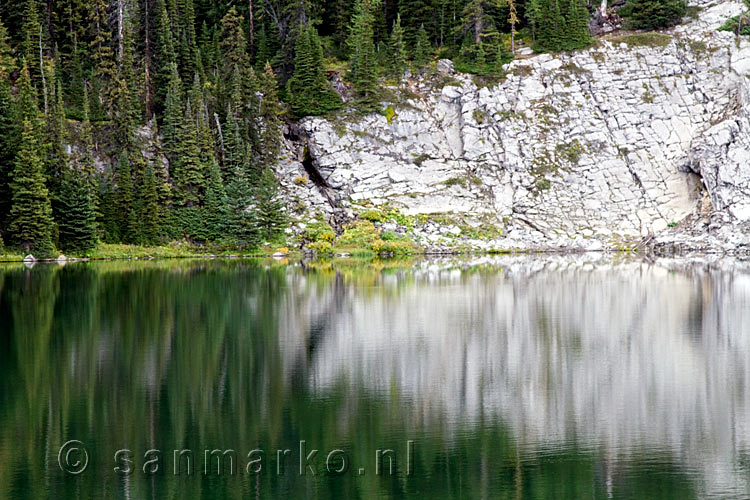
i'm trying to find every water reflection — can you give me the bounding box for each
[0,256,749,499]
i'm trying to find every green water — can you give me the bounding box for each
[0,256,748,499]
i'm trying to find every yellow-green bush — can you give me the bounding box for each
[303,220,336,242]
[306,241,333,254]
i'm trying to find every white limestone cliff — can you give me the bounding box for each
[277,0,750,253]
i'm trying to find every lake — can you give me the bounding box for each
[1,255,749,499]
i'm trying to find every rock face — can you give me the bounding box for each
[277,0,750,252]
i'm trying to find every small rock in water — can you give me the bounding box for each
[57,254,67,262]
[23,254,36,263]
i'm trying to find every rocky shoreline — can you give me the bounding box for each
[274,0,750,256]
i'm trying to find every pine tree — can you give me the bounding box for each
[224,167,258,249]
[8,120,55,256]
[389,14,407,79]
[138,161,162,244]
[413,23,431,68]
[113,151,135,242]
[173,102,206,207]
[566,0,592,49]
[348,0,380,105]
[223,106,246,178]
[57,166,97,252]
[16,61,40,126]
[257,63,283,167]
[162,62,183,161]
[286,24,342,118]
[204,158,227,240]
[0,19,18,235]
[626,0,686,29]
[526,0,542,44]
[89,0,117,116]
[399,0,433,48]
[22,0,42,79]
[254,167,286,241]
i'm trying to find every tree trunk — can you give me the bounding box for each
[117,0,124,61]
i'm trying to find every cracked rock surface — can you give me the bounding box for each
[277,0,750,253]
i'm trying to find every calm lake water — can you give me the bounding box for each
[1,255,750,499]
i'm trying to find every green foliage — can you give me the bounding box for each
[535,0,592,51]
[623,0,687,29]
[224,168,259,249]
[388,14,407,78]
[303,219,336,243]
[286,24,342,118]
[57,167,97,252]
[254,167,286,241]
[347,0,380,107]
[413,24,432,68]
[8,120,55,256]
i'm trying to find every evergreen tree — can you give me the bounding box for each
[8,120,55,256]
[113,151,135,242]
[526,0,542,43]
[204,158,227,240]
[224,167,258,249]
[566,0,592,49]
[626,0,686,29]
[57,167,97,252]
[0,19,18,235]
[89,0,117,115]
[138,161,162,244]
[254,167,286,241]
[257,63,283,167]
[348,0,380,105]
[413,23,431,68]
[399,0,433,47]
[286,24,342,118]
[22,0,42,79]
[162,62,183,161]
[173,102,207,207]
[389,14,407,78]
[223,106,246,178]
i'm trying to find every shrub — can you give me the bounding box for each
[303,220,336,242]
[306,240,333,254]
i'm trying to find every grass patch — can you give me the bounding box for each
[609,33,673,48]
[442,176,467,188]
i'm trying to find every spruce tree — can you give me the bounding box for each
[348,0,380,106]
[413,24,431,68]
[113,151,135,242]
[224,167,258,249]
[89,0,117,115]
[389,14,407,79]
[138,161,162,244]
[8,120,55,256]
[257,63,283,167]
[286,24,342,118]
[204,158,227,241]
[162,62,183,162]
[626,0,686,29]
[526,0,542,43]
[57,167,97,252]
[173,102,206,207]
[0,19,18,235]
[254,167,286,242]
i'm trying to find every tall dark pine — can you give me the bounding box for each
[254,167,285,241]
[8,120,55,256]
[57,167,97,252]
[286,24,342,118]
